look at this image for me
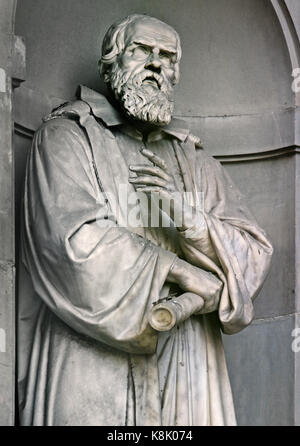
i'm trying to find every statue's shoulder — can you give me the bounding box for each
[40,99,108,144]
[43,100,91,124]
[33,100,95,155]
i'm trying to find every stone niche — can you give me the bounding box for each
[0,0,298,426]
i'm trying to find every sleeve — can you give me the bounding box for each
[21,118,177,354]
[177,149,273,334]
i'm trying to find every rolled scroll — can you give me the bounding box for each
[148,292,204,332]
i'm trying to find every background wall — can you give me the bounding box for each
[0,0,26,427]
[10,0,300,425]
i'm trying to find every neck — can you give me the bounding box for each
[129,119,163,138]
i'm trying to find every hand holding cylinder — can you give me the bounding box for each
[149,292,205,332]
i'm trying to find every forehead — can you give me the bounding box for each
[124,19,177,51]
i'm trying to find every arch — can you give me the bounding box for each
[271,0,300,85]
[272,1,300,66]
[0,0,17,33]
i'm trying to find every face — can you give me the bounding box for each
[108,18,179,126]
[120,19,178,89]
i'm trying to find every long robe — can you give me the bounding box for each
[18,86,273,426]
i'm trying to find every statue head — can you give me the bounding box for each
[99,14,182,126]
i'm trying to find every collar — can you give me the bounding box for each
[78,85,190,143]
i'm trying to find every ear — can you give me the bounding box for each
[103,72,111,84]
[172,62,180,85]
[98,60,110,84]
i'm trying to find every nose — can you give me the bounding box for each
[145,51,162,74]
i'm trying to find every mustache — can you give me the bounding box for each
[131,70,165,90]
[110,64,172,97]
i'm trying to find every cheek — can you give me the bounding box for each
[163,66,177,83]
[118,53,143,71]
[117,54,130,70]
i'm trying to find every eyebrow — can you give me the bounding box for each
[131,40,177,56]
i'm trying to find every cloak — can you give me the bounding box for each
[18,86,273,426]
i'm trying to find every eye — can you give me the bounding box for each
[132,45,151,59]
[159,50,174,65]
[159,50,171,59]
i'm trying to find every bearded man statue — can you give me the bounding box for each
[106,43,175,125]
[18,14,273,426]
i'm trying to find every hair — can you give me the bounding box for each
[99,14,182,85]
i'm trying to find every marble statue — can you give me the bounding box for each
[18,14,273,426]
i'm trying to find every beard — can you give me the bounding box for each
[108,63,174,126]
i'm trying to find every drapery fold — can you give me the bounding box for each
[22,119,176,354]
[18,93,272,426]
[174,140,273,334]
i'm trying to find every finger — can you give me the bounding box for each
[196,298,218,315]
[130,164,170,181]
[135,186,168,195]
[140,148,168,171]
[129,175,167,187]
